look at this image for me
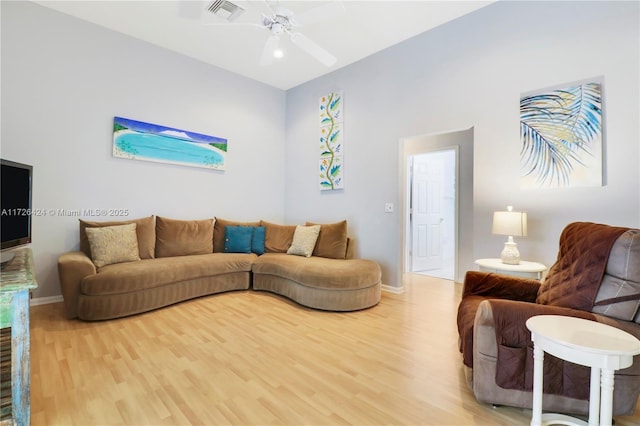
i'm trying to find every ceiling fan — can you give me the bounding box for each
[187,0,345,67]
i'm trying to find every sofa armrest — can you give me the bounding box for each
[458,272,541,368]
[58,251,96,319]
[473,299,498,361]
[462,270,540,302]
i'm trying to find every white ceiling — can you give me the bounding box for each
[32,0,494,90]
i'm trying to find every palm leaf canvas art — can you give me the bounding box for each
[520,79,603,188]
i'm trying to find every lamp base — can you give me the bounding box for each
[501,241,521,265]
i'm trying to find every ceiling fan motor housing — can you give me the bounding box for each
[263,11,293,35]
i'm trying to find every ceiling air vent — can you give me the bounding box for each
[207,0,245,22]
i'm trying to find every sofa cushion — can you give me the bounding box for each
[287,225,321,257]
[81,253,256,295]
[85,223,141,268]
[80,216,155,259]
[306,220,348,259]
[213,218,261,253]
[155,216,213,258]
[252,226,266,255]
[262,221,296,253]
[224,226,253,253]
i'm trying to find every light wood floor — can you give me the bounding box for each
[30,274,640,425]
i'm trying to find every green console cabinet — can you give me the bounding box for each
[1,248,37,426]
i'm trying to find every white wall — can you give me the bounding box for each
[2,1,638,297]
[1,1,286,298]
[285,1,640,288]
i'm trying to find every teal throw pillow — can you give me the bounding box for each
[224,226,253,253]
[252,226,265,255]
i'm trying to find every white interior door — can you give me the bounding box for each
[409,148,456,279]
[401,129,471,285]
[411,154,444,271]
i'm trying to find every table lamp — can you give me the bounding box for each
[492,205,528,265]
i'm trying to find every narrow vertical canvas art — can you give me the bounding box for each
[319,91,344,190]
[520,79,603,188]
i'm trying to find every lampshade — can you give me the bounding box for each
[492,210,528,237]
[492,206,527,265]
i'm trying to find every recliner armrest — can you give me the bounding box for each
[58,251,96,319]
[474,299,596,360]
[462,271,540,302]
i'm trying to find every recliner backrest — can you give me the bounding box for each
[592,229,640,323]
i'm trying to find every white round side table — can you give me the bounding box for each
[526,315,640,426]
[475,258,547,280]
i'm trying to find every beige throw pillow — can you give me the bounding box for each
[85,223,141,267]
[80,216,156,259]
[287,225,321,257]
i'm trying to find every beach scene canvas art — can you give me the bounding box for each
[113,117,227,170]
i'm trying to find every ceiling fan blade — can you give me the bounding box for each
[293,1,345,27]
[260,0,276,17]
[290,32,336,67]
[260,35,280,66]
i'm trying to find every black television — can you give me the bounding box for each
[1,159,33,258]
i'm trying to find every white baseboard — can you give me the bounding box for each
[31,295,64,306]
[381,284,405,294]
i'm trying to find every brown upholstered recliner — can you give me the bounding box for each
[457,222,640,416]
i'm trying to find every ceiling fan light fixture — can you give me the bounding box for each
[271,23,284,35]
[273,48,285,59]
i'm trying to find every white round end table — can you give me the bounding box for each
[526,315,640,426]
[475,258,547,280]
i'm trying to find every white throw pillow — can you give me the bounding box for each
[286,225,321,257]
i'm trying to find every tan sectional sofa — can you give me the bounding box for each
[58,216,382,321]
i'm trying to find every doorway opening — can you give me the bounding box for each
[408,149,457,280]
[399,127,473,286]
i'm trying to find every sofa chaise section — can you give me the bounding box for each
[252,253,382,311]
